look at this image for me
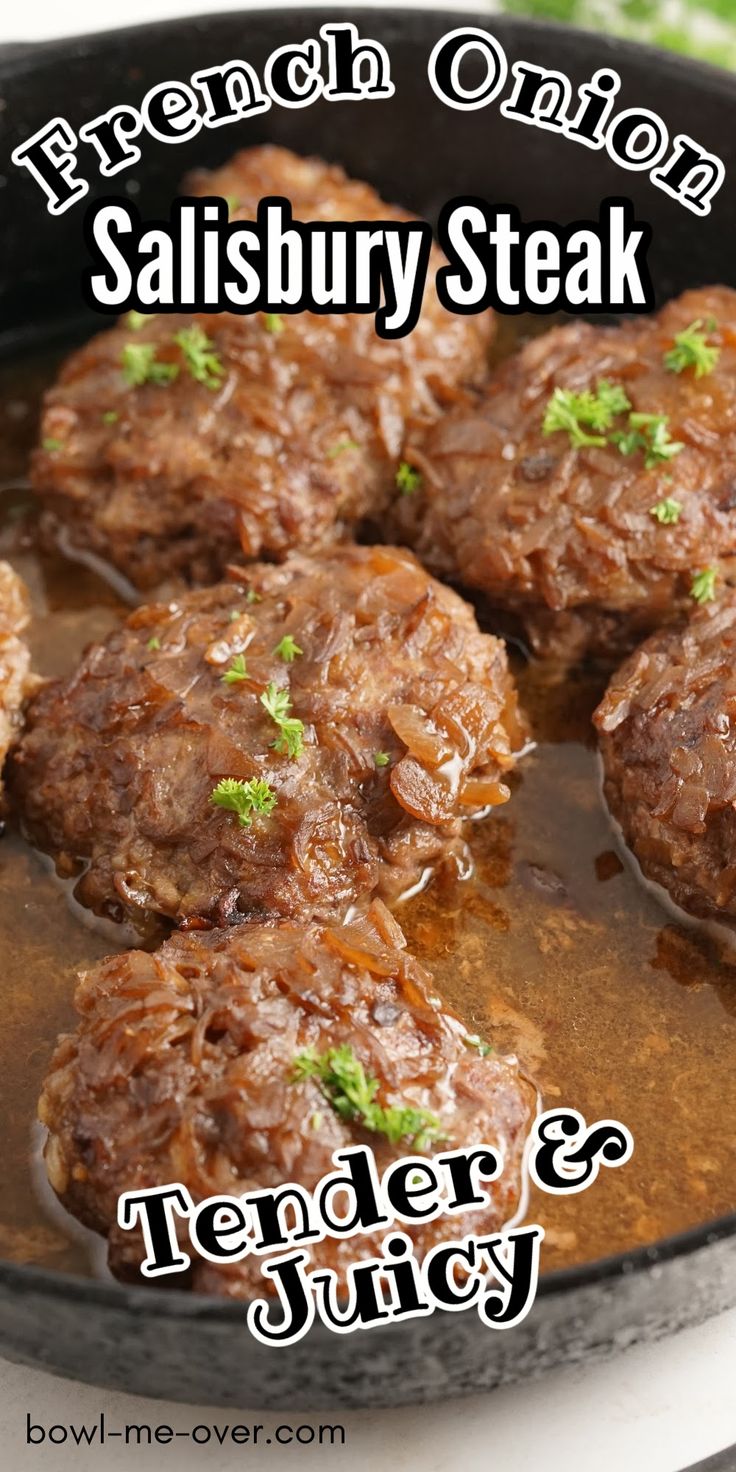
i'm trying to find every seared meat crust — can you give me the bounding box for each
[396,288,736,659]
[10,545,524,926]
[595,591,736,922]
[0,561,34,803]
[33,146,493,589]
[39,903,533,1295]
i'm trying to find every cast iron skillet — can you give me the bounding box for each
[0,8,735,1411]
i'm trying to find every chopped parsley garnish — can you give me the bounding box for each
[125,310,155,332]
[273,634,303,663]
[396,460,423,494]
[292,1044,442,1150]
[664,319,720,379]
[611,413,683,469]
[101,410,119,425]
[260,681,304,760]
[246,589,261,605]
[221,654,248,685]
[374,751,390,767]
[229,609,242,622]
[326,439,360,458]
[542,379,632,448]
[690,567,718,605]
[543,390,605,448]
[210,777,277,827]
[629,413,684,469]
[591,379,632,423]
[173,324,224,390]
[463,1033,493,1057]
[121,342,179,387]
[650,496,682,525]
[42,437,63,451]
[223,195,239,214]
[146,635,161,651]
[542,381,685,472]
[610,427,643,457]
[264,313,284,334]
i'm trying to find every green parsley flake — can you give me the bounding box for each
[292,1044,442,1151]
[173,324,224,390]
[543,390,605,449]
[396,461,423,494]
[246,589,261,605]
[273,634,303,663]
[210,777,277,827]
[221,654,248,685]
[101,410,119,425]
[628,413,684,469]
[690,567,718,605]
[664,319,720,379]
[650,497,682,525]
[584,379,632,428]
[121,342,179,388]
[229,609,242,622]
[374,751,390,768]
[264,313,284,334]
[611,414,683,468]
[326,439,360,458]
[146,635,161,651]
[463,1033,493,1057]
[542,379,632,448]
[125,310,156,332]
[223,195,239,214]
[42,437,63,451]
[610,427,643,457]
[260,681,304,760]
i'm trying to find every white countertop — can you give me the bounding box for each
[2,1306,736,1471]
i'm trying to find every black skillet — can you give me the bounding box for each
[0,8,735,1410]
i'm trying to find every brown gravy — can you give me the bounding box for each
[0,332,734,1284]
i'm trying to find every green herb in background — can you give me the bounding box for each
[495,0,736,71]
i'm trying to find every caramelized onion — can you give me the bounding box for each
[459,777,511,808]
[387,704,450,767]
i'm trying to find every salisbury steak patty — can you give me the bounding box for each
[595,592,736,923]
[10,545,524,926]
[396,288,736,659]
[39,902,533,1295]
[33,145,493,589]
[0,561,34,803]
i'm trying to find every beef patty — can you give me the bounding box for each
[32,145,493,590]
[0,561,34,806]
[595,591,736,923]
[10,544,525,927]
[395,287,736,660]
[39,901,533,1295]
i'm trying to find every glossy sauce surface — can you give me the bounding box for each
[0,332,734,1283]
